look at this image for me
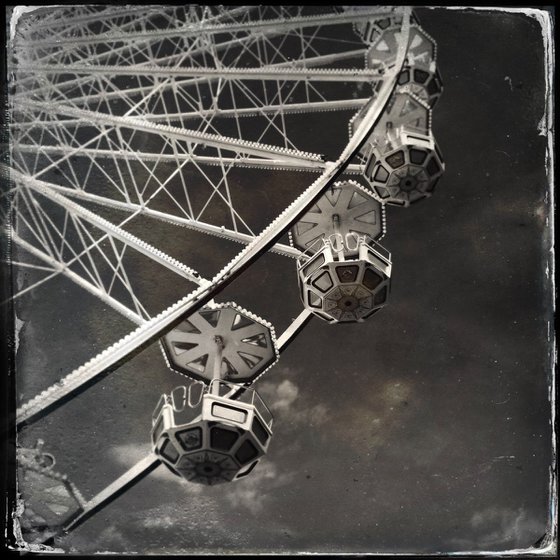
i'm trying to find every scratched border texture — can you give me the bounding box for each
[2,4,557,556]
[2,3,17,556]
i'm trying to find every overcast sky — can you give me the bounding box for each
[13,6,554,554]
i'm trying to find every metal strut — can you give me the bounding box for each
[15,64,383,83]
[60,308,312,535]
[29,8,396,47]
[13,169,206,286]
[13,8,414,544]
[63,453,161,533]
[7,176,303,259]
[16,100,325,167]
[15,49,371,103]
[15,8,411,429]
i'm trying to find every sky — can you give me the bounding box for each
[10,6,554,555]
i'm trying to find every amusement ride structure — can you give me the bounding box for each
[4,4,445,545]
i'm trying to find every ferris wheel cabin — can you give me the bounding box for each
[292,181,391,323]
[151,381,273,485]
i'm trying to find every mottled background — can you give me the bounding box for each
[12,6,554,554]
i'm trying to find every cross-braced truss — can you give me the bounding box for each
[5,4,413,542]
[8,5,394,316]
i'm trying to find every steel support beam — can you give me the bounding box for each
[15,8,410,430]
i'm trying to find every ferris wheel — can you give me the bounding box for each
[4,4,445,547]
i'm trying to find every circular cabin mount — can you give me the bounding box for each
[383,90,431,134]
[363,128,445,207]
[161,302,278,384]
[366,23,437,72]
[151,381,273,485]
[350,91,431,159]
[290,181,385,256]
[353,14,399,45]
[351,10,420,46]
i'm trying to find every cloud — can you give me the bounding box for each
[108,440,295,518]
[141,514,175,529]
[63,523,133,554]
[63,497,225,553]
[258,378,329,430]
[382,381,412,406]
[272,379,299,411]
[223,459,295,514]
[138,498,221,531]
[448,507,546,550]
[258,378,298,413]
[322,378,415,455]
